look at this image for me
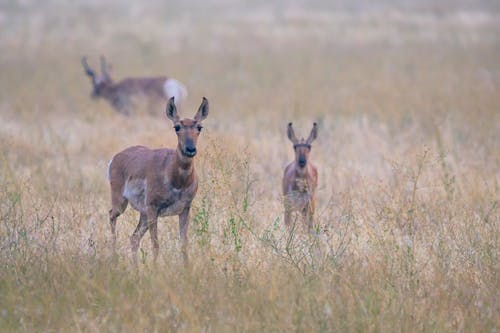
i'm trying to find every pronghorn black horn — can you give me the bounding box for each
[81,57,95,77]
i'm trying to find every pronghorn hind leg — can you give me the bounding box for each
[303,203,314,233]
[109,193,128,249]
[109,209,118,248]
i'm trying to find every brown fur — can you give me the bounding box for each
[82,56,186,115]
[282,122,318,232]
[107,97,209,262]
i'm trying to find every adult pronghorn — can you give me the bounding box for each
[107,97,209,262]
[81,56,187,115]
[283,122,318,232]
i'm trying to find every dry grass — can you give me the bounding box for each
[0,1,499,332]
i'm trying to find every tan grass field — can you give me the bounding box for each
[0,0,499,331]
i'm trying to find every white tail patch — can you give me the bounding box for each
[164,79,188,105]
[106,158,113,181]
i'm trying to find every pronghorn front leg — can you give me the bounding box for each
[145,206,160,261]
[284,201,292,228]
[111,95,131,116]
[130,213,149,257]
[179,206,191,264]
[303,202,314,233]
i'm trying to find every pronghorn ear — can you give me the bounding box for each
[287,122,298,144]
[166,97,180,122]
[194,97,209,121]
[306,122,318,144]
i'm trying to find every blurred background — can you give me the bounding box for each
[1,0,498,208]
[0,0,498,331]
[2,0,499,120]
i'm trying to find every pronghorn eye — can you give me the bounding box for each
[197,125,203,132]
[174,125,181,132]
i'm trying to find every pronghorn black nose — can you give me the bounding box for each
[299,156,307,167]
[184,138,197,157]
[185,146,196,155]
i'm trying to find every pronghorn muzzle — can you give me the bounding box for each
[182,138,197,157]
[184,146,196,157]
[294,143,311,168]
[298,155,307,168]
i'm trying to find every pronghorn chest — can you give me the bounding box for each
[156,187,192,217]
[294,178,309,192]
[285,177,313,210]
[156,173,198,217]
[123,174,197,216]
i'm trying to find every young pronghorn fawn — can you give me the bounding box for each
[81,56,187,115]
[283,122,318,232]
[107,97,208,263]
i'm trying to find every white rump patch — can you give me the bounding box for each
[106,158,113,181]
[163,79,188,105]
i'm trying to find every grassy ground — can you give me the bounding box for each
[0,1,499,331]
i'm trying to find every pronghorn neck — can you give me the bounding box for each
[100,84,116,100]
[172,147,195,188]
[294,164,308,178]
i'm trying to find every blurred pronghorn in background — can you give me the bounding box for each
[283,122,318,232]
[81,56,187,115]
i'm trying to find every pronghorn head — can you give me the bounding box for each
[81,56,113,99]
[166,97,209,158]
[287,122,318,169]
